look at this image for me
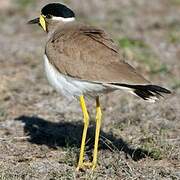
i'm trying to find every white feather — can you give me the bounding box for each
[51,16,75,22]
[146,96,159,103]
[44,55,106,99]
[44,55,160,102]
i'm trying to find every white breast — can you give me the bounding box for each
[44,55,106,99]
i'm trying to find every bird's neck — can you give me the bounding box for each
[46,19,75,36]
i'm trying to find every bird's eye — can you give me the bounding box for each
[46,14,52,19]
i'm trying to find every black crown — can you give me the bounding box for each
[41,3,75,18]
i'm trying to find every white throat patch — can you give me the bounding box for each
[51,16,75,22]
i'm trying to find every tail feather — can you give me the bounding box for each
[110,83,171,102]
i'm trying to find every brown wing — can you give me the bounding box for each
[45,23,149,85]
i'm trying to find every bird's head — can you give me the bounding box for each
[28,3,75,32]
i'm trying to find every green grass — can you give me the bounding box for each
[15,0,35,9]
[139,126,174,161]
[150,64,169,74]
[48,169,75,179]
[118,37,147,49]
[118,37,169,74]
[171,79,180,90]
[140,136,163,160]
[171,0,180,6]
[0,108,7,121]
[168,31,180,44]
[60,147,78,166]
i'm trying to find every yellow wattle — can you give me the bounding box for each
[39,15,46,31]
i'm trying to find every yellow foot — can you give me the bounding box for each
[92,164,96,170]
[76,162,97,171]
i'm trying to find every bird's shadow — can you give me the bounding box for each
[15,115,152,161]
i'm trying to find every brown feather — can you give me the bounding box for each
[45,23,149,85]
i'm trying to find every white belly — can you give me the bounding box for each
[44,55,106,99]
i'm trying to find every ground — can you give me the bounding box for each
[0,0,180,179]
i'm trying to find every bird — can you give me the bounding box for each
[28,3,171,170]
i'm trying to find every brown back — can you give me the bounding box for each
[45,23,149,85]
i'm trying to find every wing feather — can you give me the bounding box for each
[45,23,149,85]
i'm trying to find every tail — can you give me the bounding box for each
[110,83,171,102]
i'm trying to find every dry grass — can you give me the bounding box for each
[0,0,179,179]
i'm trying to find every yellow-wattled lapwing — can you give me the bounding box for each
[28,3,171,170]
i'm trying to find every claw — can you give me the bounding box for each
[76,162,96,171]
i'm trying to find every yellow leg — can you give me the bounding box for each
[92,96,102,170]
[76,95,89,171]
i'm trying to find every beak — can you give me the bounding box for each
[28,17,40,24]
[28,15,47,32]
